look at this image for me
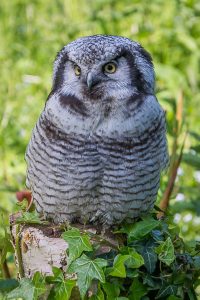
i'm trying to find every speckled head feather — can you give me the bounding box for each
[53,35,155,93]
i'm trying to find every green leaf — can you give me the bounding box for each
[125,249,144,269]
[193,256,200,269]
[189,131,200,142]
[15,211,47,225]
[182,153,200,168]
[7,273,46,300]
[50,279,75,300]
[129,278,147,300]
[0,279,19,292]
[68,254,107,299]
[187,288,198,300]
[101,282,120,298]
[46,267,75,300]
[7,278,34,300]
[143,274,160,289]
[128,217,160,240]
[167,296,181,300]
[109,254,130,278]
[140,240,157,273]
[151,229,164,242]
[155,237,175,266]
[116,298,129,300]
[155,284,178,299]
[191,145,200,153]
[62,228,92,264]
[32,271,46,299]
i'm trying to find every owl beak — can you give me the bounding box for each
[87,72,94,90]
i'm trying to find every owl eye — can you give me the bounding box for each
[103,62,117,74]
[74,64,81,76]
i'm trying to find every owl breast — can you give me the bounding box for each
[26,95,168,226]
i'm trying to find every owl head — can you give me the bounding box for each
[44,35,157,134]
[51,35,155,102]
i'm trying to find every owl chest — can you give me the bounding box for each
[37,129,138,187]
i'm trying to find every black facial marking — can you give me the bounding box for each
[126,93,145,113]
[53,53,69,90]
[138,45,153,64]
[117,48,154,94]
[59,94,88,117]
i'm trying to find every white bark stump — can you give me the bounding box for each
[9,213,118,299]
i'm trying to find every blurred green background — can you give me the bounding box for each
[0,0,200,278]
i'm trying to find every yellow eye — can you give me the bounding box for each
[74,64,81,76]
[103,62,117,74]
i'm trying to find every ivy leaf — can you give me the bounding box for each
[32,271,46,299]
[186,288,198,300]
[68,254,107,299]
[7,272,46,300]
[155,237,175,266]
[140,240,157,273]
[62,228,92,264]
[193,256,200,269]
[0,279,19,292]
[109,254,131,278]
[129,278,148,300]
[102,282,120,298]
[128,217,160,240]
[46,267,75,300]
[125,249,144,269]
[7,278,34,300]
[167,296,181,300]
[151,229,164,242]
[118,223,135,234]
[48,279,75,300]
[143,274,160,289]
[155,284,178,299]
[15,211,47,225]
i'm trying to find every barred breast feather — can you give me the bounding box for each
[26,93,168,226]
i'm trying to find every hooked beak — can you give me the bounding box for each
[86,72,100,90]
[87,72,93,90]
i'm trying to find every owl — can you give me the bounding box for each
[25,35,169,226]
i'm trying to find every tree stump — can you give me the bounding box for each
[9,213,119,299]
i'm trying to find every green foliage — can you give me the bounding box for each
[7,272,46,300]
[15,211,48,225]
[46,267,76,300]
[69,254,107,298]
[62,228,93,265]
[0,216,14,278]
[0,0,200,246]
[123,216,160,240]
[2,215,200,299]
[155,237,175,266]
[0,279,18,293]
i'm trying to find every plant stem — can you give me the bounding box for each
[15,224,25,278]
[2,259,11,278]
[159,132,187,216]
